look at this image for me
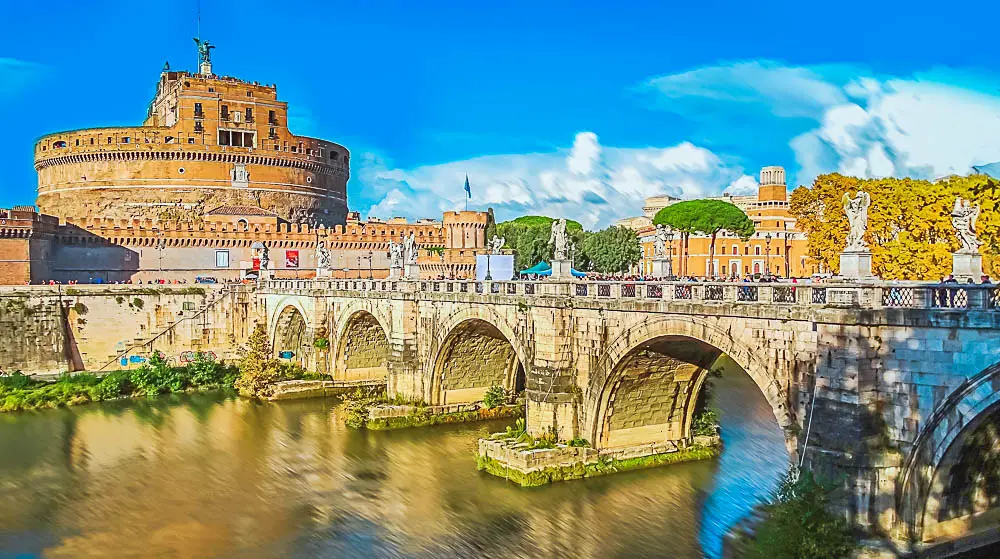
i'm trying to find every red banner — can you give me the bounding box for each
[285,250,299,268]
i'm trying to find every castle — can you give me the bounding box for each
[0,42,489,284]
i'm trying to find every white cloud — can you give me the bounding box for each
[645,59,1000,186]
[354,133,751,229]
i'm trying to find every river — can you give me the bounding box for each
[0,369,787,558]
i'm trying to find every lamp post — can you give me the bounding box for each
[357,256,362,279]
[666,230,674,278]
[783,232,791,279]
[485,249,492,281]
[368,250,373,279]
[765,233,772,277]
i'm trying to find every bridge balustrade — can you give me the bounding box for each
[254,277,1000,313]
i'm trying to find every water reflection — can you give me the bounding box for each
[0,370,786,558]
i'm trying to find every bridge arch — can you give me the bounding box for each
[271,304,310,368]
[332,308,392,382]
[896,361,1000,544]
[587,316,794,451]
[428,307,528,406]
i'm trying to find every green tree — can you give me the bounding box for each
[654,200,754,277]
[496,216,585,270]
[235,323,280,398]
[751,470,855,559]
[581,225,641,273]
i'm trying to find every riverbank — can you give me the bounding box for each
[0,351,332,413]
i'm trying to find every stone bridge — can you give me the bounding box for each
[257,277,1000,550]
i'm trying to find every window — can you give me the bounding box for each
[245,107,253,122]
[216,250,230,268]
[90,138,94,145]
[122,137,130,144]
[188,137,195,144]
[194,121,203,132]
[330,151,337,160]
[268,110,277,125]
[755,246,761,256]
[247,91,253,97]
[53,141,67,148]
[75,139,80,146]
[107,137,112,144]
[219,130,230,146]
[221,105,229,120]
[720,246,726,255]
[183,301,196,311]
[732,245,737,255]
[208,87,215,93]
[744,246,749,255]
[268,127,276,139]
[194,102,203,117]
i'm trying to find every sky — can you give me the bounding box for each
[3,0,1000,229]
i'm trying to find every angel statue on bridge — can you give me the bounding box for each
[550,218,569,261]
[842,191,871,252]
[388,240,404,269]
[952,197,981,254]
[489,235,506,255]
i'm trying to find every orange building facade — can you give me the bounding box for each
[625,166,819,279]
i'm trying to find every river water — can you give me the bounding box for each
[0,370,787,558]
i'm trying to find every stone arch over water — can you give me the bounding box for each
[586,316,794,452]
[897,362,1000,544]
[429,314,527,406]
[272,305,309,368]
[334,310,391,382]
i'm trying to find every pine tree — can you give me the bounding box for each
[235,323,278,397]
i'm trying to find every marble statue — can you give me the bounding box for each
[842,191,871,252]
[403,233,417,265]
[316,241,331,269]
[549,218,569,261]
[653,225,668,258]
[388,239,404,269]
[952,197,981,254]
[259,245,270,271]
[489,235,506,255]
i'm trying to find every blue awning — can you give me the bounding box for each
[520,262,552,275]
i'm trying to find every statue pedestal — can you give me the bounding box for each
[258,269,273,280]
[651,259,672,279]
[953,252,983,282]
[839,251,873,280]
[316,267,331,278]
[551,259,573,280]
[388,266,402,280]
[403,263,420,280]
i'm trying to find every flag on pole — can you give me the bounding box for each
[464,174,471,211]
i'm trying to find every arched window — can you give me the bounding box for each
[53,141,67,148]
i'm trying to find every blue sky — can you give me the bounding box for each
[3,0,1000,227]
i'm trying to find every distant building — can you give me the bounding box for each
[625,166,819,278]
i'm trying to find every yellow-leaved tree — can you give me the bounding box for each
[790,173,1000,280]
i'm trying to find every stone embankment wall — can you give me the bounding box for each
[0,286,255,374]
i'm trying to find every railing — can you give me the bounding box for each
[252,279,1000,312]
[705,284,724,301]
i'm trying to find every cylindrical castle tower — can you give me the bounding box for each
[757,165,787,202]
[33,50,349,227]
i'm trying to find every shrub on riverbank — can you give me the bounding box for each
[749,469,855,559]
[234,324,309,398]
[0,352,239,412]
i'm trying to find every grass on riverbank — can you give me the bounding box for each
[0,353,240,412]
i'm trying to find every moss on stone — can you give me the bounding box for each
[477,444,720,487]
[364,404,523,431]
